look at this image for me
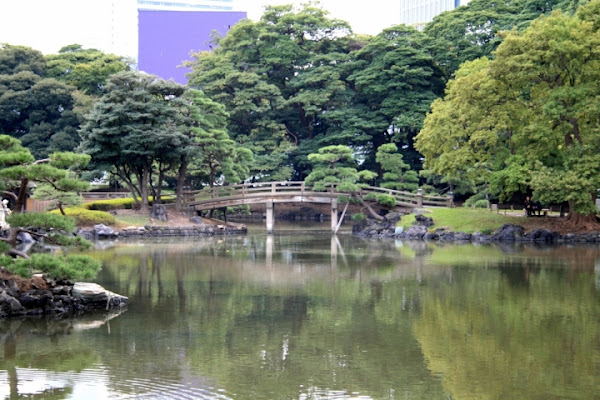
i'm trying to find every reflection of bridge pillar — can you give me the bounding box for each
[331,198,338,234]
[330,236,337,270]
[266,200,274,234]
[266,235,273,270]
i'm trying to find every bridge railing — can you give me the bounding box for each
[183,182,452,208]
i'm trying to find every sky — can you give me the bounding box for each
[0,0,401,56]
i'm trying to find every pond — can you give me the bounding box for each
[1,230,599,399]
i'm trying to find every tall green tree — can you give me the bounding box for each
[186,4,354,180]
[416,2,600,227]
[173,89,253,210]
[423,0,580,76]
[79,71,190,212]
[342,25,446,174]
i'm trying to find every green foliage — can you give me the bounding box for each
[376,143,419,192]
[7,212,75,232]
[186,4,355,179]
[6,253,101,281]
[463,192,488,208]
[376,194,396,207]
[416,2,600,216]
[473,199,490,209]
[351,213,366,221]
[423,0,576,76]
[80,71,191,209]
[84,198,134,211]
[45,44,130,96]
[51,207,115,226]
[0,46,81,157]
[305,145,374,193]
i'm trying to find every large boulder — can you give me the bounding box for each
[72,282,128,308]
[93,224,117,239]
[189,216,204,225]
[492,224,525,241]
[414,214,434,227]
[405,225,427,239]
[150,204,168,221]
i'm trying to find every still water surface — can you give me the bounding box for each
[1,227,599,399]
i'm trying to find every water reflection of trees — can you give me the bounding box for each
[413,253,600,400]
[81,237,600,398]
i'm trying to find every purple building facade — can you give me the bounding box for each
[138,10,247,84]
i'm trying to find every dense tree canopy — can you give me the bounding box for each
[79,71,190,211]
[416,1,600,223]
[423,0,580,76]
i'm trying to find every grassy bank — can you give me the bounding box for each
[400,208,520,234]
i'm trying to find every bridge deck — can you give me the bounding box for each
[183,181,451,210]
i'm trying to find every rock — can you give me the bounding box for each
[93,224,117,239]
[423,232,439,241]
[492,224,524,241]
[527,228,558,242]
[150,204,168,221]
[16,232,35,244]
[72,282,128,307]
[394,226,404,235]
[472,232,491,242]
[0,291,23,313]
[405,225,427,239]
[414,214,434,227]
[454,232,472,241]
[384,212,403,224]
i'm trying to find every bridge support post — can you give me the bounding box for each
[331,198,338,234]
[266,200,274,234]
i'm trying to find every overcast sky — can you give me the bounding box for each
[0,0,401,55]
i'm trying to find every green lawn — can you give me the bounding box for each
[400,207,520,234]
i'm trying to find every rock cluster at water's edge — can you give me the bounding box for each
[0,270,128,318]
[77,222,247,240]
[354,218,600,243]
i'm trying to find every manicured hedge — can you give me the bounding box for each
[51,207,116,226]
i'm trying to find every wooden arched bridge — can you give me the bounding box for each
[181,181,453,234]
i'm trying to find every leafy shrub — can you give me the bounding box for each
[8,212,76,231]
[376,194,396,207]
[463,192,487,208]
[7,254,102,280]
[473,199,490,209]
[85,198,135,211]
[351,213,366,221]
[51,207,116,225]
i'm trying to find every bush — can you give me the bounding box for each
[463,192,487,208]
[85,198,135,211]
[376,194,396,207]
[473,199,490,209]
[51,207,116,226]
[6,253,102,280]
[351,213,366,221]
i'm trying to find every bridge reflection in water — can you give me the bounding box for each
[183,181,453,234]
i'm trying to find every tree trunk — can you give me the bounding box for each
[175,155,188,212]
[565,200,600,231]
[140,167,149,213]
[14,179,29,213]
[58,201,66,216]
[353,194,384,221]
